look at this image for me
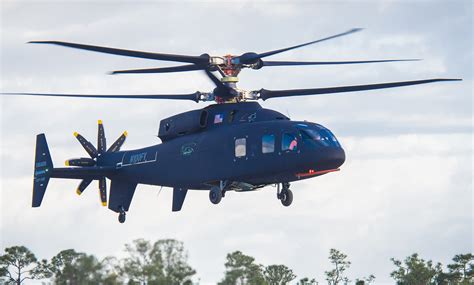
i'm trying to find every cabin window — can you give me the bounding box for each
[282,133,298,151]
[235,138,246,157]
[262,134,275,153]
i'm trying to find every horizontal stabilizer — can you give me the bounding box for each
[108,178,138,213]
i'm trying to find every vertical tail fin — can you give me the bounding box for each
[32,134,53,207]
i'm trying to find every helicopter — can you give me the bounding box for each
[2,28,460,223]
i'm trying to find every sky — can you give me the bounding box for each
[1,1,472,284]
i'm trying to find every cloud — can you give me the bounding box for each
[1,1,472,284]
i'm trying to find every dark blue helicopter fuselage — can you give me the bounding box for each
[98,102,345,191]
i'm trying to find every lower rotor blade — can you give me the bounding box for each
[1,92,202,102]
[74,132,98,158]
[97,120,106,154]
[262,59,420,67]
[107,131,127,152]
[99,177,107,207]
[111,64,204,74]
[258,78,462,100]
[76,179,93,195]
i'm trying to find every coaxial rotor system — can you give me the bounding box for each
[3,28,461,102]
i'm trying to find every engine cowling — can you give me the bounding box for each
[158,109,208,142]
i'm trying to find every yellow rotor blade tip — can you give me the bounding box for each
[98,119,103,124]
[76,189,81,195]
[101,201,107,207]
[73,132,79,137]
[65,160,70,166]
[123,131,128,137]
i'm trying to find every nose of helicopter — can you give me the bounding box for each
[319,147,346,170]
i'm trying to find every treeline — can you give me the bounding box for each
[0,239,472,284]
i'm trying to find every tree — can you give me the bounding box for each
[390,253,442,285]
[151,239,196,284]
[325,249,351,285]
[263,264,296,285]
[50,249,103,284]
[0,246,50,285]
[355,275,375,285]
[218,251,266,285]
[296,277,318,285]
[120,239,164,284]
[101,256,124,285]
[445,253,474,284]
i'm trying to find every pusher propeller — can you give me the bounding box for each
[67,120,128,207]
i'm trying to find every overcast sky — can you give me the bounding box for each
[1,1,472,284]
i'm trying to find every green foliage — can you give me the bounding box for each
[0,245,51,284]
[218,250,266,285]
[296,277,318,285]
[390,253,442,285]
[263,264,296,284]
[325,248,351,285]
[120,239,164,284]
[447,253,474,284]
[119,238,196,285]
[151,239,196,284]
[355,275,375,285]
[50,249,103,284]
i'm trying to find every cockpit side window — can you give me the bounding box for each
[282,133,298,151]
[299,127,340,147]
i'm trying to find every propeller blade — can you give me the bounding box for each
[76,179,93,195]
[238,28,362,64]
[1,92,203,102]
[258,78,462,100]
[99,177,107,207]
[28,41,209,65]
[110,64,205,74]
[65,158,96,167]
[262,58,421,67]
[74,132,98,158]
[107,131,127,152]
[97,120,106,154]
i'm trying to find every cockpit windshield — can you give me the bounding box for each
[297,124,341,147]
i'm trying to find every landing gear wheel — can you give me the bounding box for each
[209,186,222,204]
[118,210,126,223]
[280,189,293,207]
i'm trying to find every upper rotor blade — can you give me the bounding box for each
[262,58,420,67]
[111,64,205,74]
[258,78,462,100]
[1,92,202,102]
[239,28,362,64]
[28,41,209,65]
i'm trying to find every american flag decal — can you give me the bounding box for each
[214,114,224,124]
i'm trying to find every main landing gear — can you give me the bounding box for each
[118,206,126,223]
[209,181,227,205]
[277,182,293,207]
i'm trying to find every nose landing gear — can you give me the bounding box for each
[277,182,293,207]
